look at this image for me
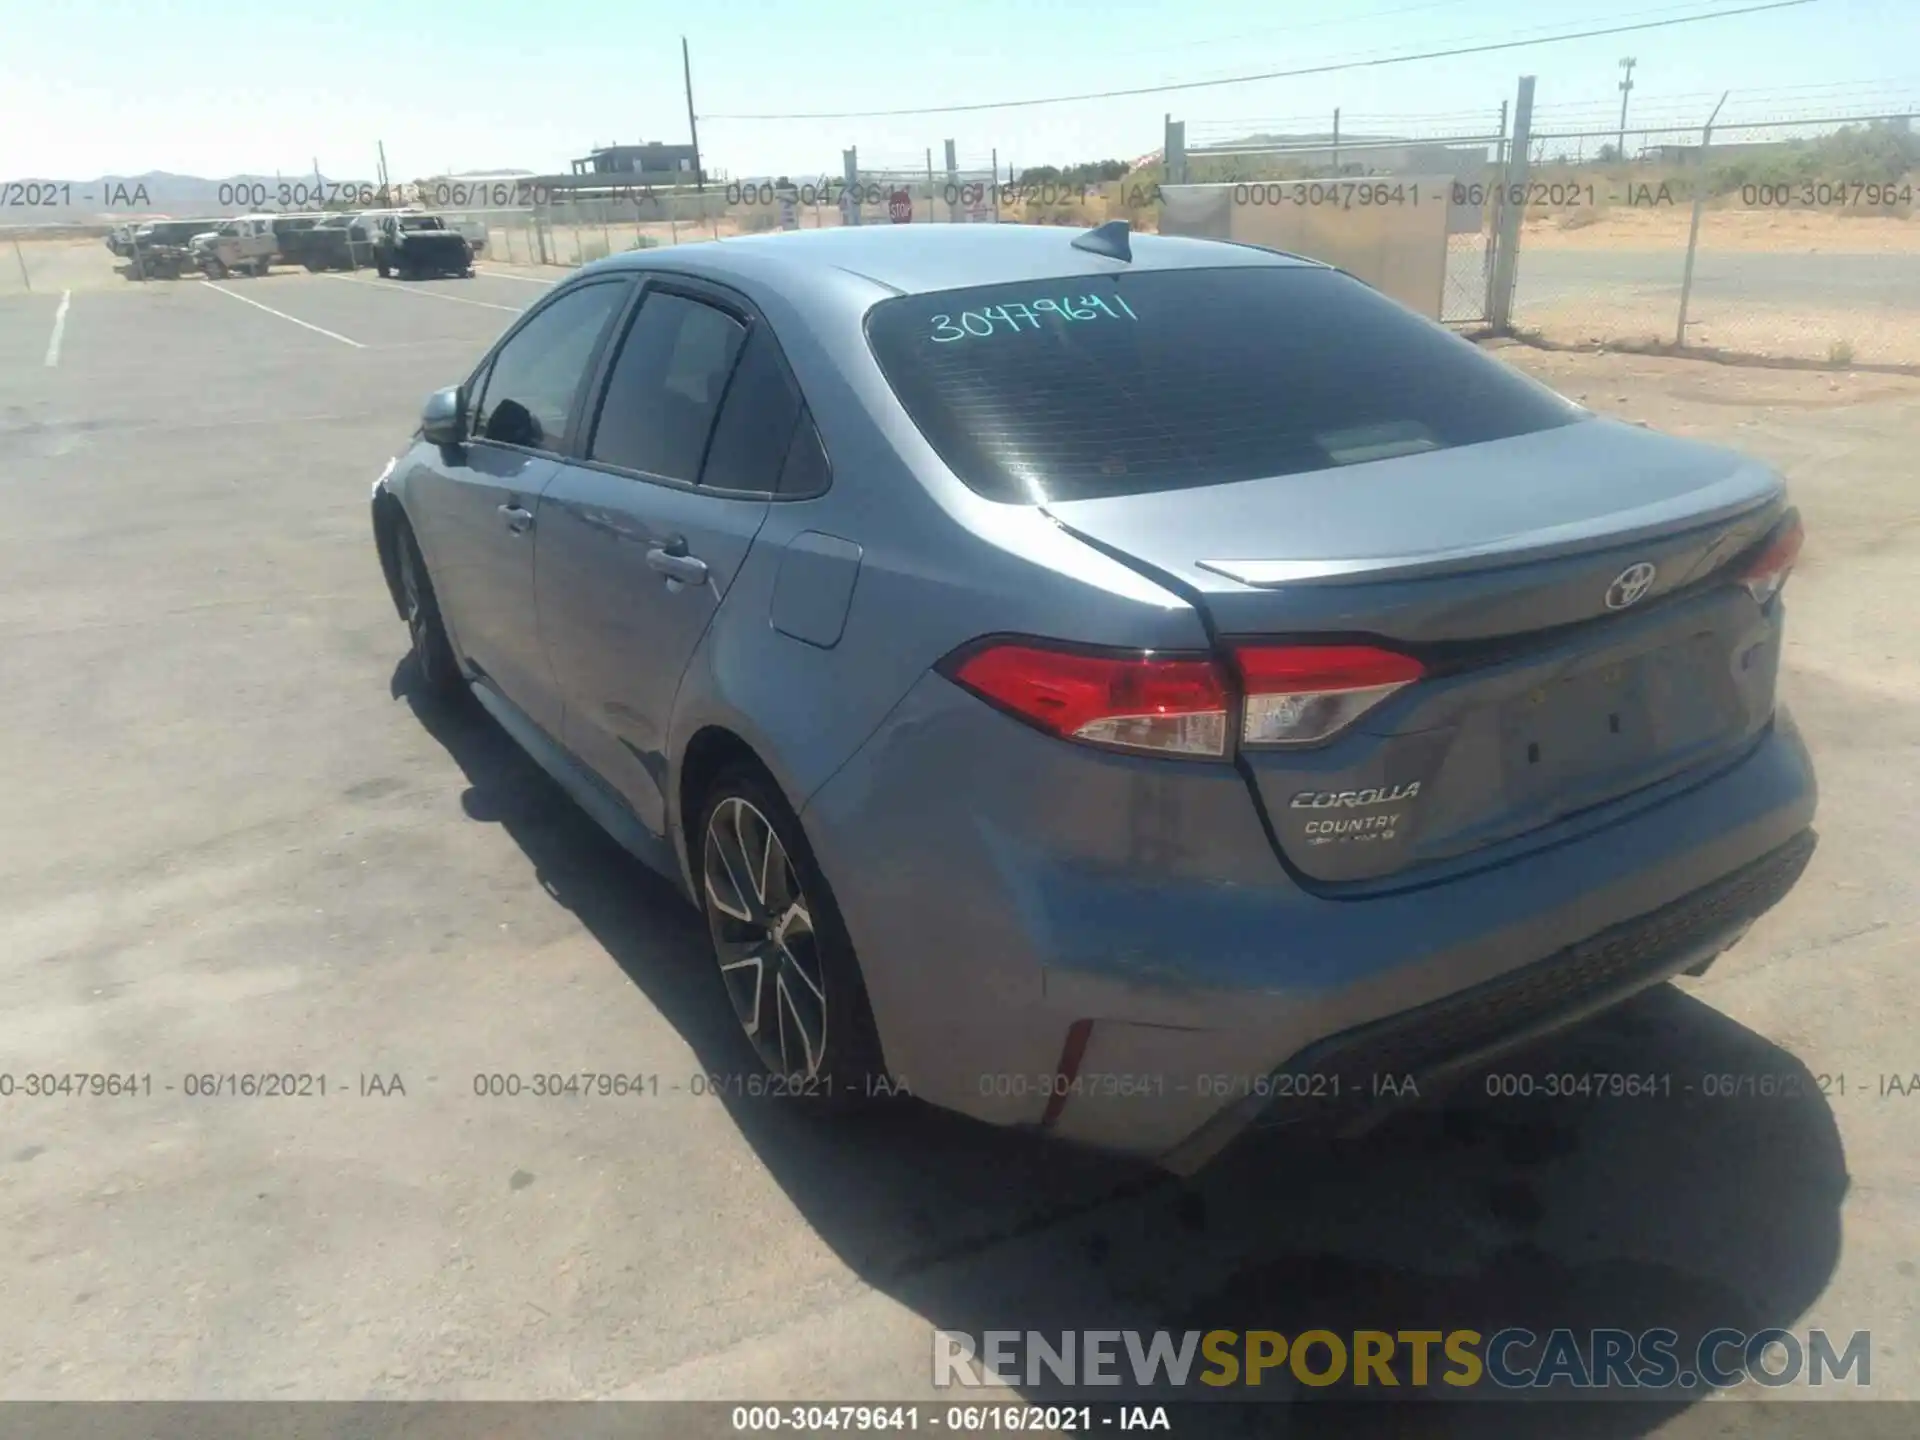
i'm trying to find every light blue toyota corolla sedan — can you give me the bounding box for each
[371,221,1816,1172]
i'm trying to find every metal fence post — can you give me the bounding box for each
[1487,75,1535,334]
[944,139,958,222]
[1165,115,1187,185]
[1675,90,1729,347]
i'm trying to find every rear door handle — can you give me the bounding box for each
[497,503,534,534]
[646,546,709,586]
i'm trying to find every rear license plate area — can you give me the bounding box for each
[1499,634,1729,802]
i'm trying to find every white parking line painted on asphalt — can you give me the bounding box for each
[473,269,557,285]
[200,281,364,347]
[43,290,71,367]
[321,273,522,312]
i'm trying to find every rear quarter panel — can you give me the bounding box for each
[661,255,1217,871]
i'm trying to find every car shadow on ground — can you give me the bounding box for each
[398,666,1849,1439]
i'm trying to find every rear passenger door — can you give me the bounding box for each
[533,277,814,838]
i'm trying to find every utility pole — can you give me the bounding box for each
[377,140,390,202]
[1616,57,1637,161]
[683,37,704,191]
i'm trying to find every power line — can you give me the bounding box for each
[704,0,1816,121]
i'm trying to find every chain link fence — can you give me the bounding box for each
[1509,107,1920,366]
[43,85,1876,370]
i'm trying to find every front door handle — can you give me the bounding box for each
[645,545,709,586]
[497,503,534,535]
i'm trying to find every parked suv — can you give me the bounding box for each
[373,213,475,279]
[369,224,1817,1172]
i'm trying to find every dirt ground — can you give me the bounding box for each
[1522,205,1920,253]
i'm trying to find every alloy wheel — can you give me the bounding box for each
[702,796,828,1080]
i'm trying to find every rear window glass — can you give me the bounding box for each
[864,265,1585,504]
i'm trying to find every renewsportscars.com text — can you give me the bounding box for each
[933,1328,1871,1392]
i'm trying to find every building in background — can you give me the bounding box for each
[567,142,701,186]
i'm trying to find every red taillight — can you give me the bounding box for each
[1738,512,1804,606]
[948,642,1231,757]
[945,638,1425,756]
[1234,644,1425,747]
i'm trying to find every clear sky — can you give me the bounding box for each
[4,0,1917,182]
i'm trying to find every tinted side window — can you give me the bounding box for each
[777,409,830,498]
[589,292,746,481]
[699,326,802,493]
[473,282,629,454]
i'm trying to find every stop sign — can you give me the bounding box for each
[888,188,913,224]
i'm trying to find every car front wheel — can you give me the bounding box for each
[697,769,890,1106]
[396,523,463,700]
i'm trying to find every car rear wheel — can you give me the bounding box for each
[377,260,391,278]
[697,768,890,1107]
[396,523,463,701]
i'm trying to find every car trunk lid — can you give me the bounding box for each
[1042,419,1792,884]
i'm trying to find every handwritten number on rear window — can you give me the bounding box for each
[929,292,1137,342]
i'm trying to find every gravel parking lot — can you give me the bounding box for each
[1,267,1914,1431]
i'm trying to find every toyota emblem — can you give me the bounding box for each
[1605,562,1658,610]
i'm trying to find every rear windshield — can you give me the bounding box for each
[864,265,1585,503]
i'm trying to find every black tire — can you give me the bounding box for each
[695,765,891,1108]
[377,260,391,278]
[395,522,463,701]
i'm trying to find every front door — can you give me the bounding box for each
[405,276,633,738]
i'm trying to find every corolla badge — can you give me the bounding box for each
[1290,783,1421,809]
[1604,561,1658,611]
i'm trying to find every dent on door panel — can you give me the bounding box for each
[770,532,864,649]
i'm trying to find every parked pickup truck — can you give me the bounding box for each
[373,213,475,278]
[192,215,278,277]
[301,211,399,271]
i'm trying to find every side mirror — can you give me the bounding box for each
[421,385,467,447]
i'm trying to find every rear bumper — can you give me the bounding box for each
[1159,825,1814,1173]
[801,675,1818,1168]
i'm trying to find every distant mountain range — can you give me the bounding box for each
[1,169,535,225]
